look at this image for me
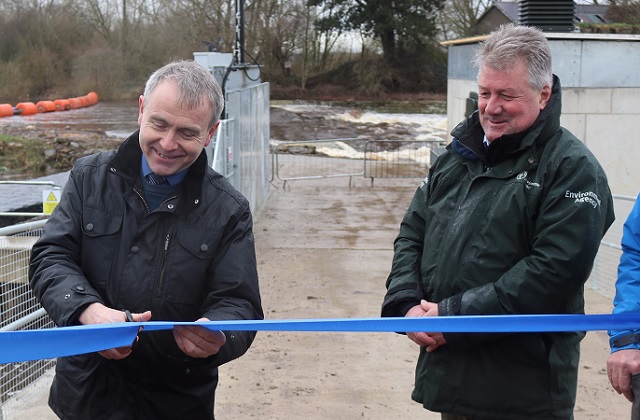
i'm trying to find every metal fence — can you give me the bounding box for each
[364,140,445,185]
[587,194,637,299]
[271,138,364,188]
[0,219,55,420]
[271,139,446,188]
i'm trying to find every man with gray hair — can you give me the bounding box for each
[29,60,263,419]
[382,24,614,419]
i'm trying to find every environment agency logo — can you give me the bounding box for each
[516,171,540,190]
[565,190,602,208]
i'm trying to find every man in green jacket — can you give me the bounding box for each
[381,24,614,419]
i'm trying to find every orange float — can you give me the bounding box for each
[54,99,71,111]
[0,104,14,117]
[85,91,99,105]
[15,102,37,116]
[8,92,98,116]
[36,100,56,113]
[68,97,83,109]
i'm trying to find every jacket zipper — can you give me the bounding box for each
[156,232,171,297]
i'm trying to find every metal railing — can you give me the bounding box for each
[271,138,365,188]
[364,140,445,185]
[0,220,55,420]
[0,180,61,220]
[587,194,637,298]
[271,139,446,188]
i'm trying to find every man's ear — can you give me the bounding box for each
[137,95,144,126]
[204,121,220,147]
[539,84,551,110]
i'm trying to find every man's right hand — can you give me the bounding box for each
[405,299,446,352]
[79,302,152,360]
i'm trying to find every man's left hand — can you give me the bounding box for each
[608,349,640,402]
[173,318,226,358]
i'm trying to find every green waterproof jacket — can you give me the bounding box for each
[381,76,614,419]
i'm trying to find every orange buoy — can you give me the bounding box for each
[68,97,83,109]
[54,99,71,111]
[36,100,56,113]
[0,104,14,117]
[85,91,99,105]
[15,102,37,116]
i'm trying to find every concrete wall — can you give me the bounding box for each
[445,33,640,197]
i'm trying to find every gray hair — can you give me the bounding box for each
[143,60,224,130]
[474,23,553,90]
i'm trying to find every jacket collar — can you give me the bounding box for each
[109,130,209,214]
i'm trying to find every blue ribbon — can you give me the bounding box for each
[2,313,640,364]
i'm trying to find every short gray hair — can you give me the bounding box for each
[474,23,553,90]
[143,60,224,130]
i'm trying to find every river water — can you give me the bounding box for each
[0,101,449,144]
[0,102,140,139]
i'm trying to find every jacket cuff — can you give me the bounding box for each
[438,293,463,316]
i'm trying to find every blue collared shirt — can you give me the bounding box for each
[141,155,188,186]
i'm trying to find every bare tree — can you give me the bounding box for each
[436,0,491,41]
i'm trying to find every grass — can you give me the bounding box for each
[0,134,47,179]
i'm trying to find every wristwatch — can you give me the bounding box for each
[613,333,640,348]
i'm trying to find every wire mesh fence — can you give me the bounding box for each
[0,221,55,419]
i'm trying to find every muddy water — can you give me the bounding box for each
[0,102,139,139]
[0,101,448,143]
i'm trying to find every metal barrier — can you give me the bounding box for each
[271,138,364,188]
[271,139,447,188]
[0,181,60,219]
[364,140,445,185]
[0,220,55,420]
[587,194,637,299]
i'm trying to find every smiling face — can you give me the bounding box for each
[137,80,218,176]
[477,61,551,142]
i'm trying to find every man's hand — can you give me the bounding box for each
[78,302,152,360]
[405,299,447,352]
[173,318,226,358]
[608,349,640,401]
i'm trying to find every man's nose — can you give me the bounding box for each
[159,130,179,150]
[484,96,502,114]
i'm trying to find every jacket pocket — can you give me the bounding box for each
[162,226,221,305]
[80,205,123,288]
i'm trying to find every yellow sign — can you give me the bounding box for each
[42,189,61,215]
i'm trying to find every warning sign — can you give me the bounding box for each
[42,189,61,215]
